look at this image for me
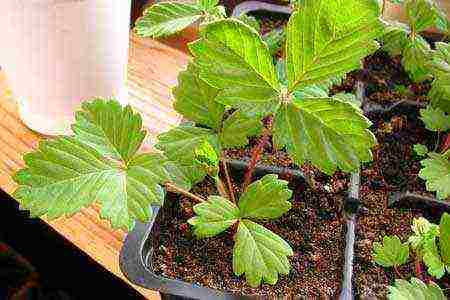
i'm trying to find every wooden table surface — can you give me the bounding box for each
[0,33,190,299]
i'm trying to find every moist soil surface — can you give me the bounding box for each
[335,51,449,298]
[151,164,349,297]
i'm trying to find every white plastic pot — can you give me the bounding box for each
[0,0,131,135]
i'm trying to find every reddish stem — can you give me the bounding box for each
[441,132,450,153]
[394,266,404,279]
[242,122,272,191]
[415,256,423,281]
[221,160,236,204]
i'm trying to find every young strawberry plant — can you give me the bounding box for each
[372,213,450,292]
[12,0,386,292]
[380,0,448,82]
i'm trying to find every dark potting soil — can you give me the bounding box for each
[332,51,450,298]
[151,169,349,297]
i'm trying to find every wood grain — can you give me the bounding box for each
[0,33,189,300]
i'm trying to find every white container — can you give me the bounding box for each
[0,0,131,135]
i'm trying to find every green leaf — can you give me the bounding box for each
[135,2,203,38]
[273,97,376,175]
[189,19,280,117]
[233,219,293,287]
[156,125,219,166]
[406,0,443,32]
[72,99,146,164]
[236,14,261,32]
[194,140,220,169]
[263,27,286,57]
[219,110,264,149]
[373,235,410,267]
[285,0,383,91]
[173,63,224,130]
[430,42,450,77]
[419,151,450,199]
[409,217,440,250]
[440,213,450,267]
[13,139,174,230]
[188,196,239,238]
[333,93,362,109]
[429,75,450,114]
[238,174,292,220]
[408,217,445,278]
[402,37,433,82]
[198,0,218,10]
[388,278,446,300]
[381,22,411,57]
[414,144,429,156]
[420,106,450,132]
[422,239,446,278]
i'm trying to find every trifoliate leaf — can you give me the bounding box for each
[72,99,146,164]
[156,125,220,166]
[430,42,450,78]
[273,97,376,175]
[419,106,450,132]
[402,37,433,82]
[238,174,292,220]
[429,74,450,114]
[388,278,446,300]
[135,2,203,38]
[219,110,264,149]
[285,0,383,91]
[414,144,429,156]
[405,0,443,32]
[381,22,411,57]
[13,139,176,230]
[188,196,239,238]
[419,151,450,199]
[440,213,450,267]
[189,19,281,117]
[373,235,410,267]
[233,219,293,287]
[173,63,224,130]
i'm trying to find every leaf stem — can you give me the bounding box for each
[441,132,450,153]
[164,182,206,203]
[393,266,404,279]
[221,159,236,204]
[242,117,273,191]
[215,176,229,200]
[434,131,441,152]
[414,256,423,281]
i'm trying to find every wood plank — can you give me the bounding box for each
[0,32,189,299]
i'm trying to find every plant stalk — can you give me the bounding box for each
[415,256,423,281]
[242,128,271,191]
[215,176,229,200]
[393,266,404,279]
[434,131,441,152]
[221,159,236,204]
[441,132,450,153]
[242,116,274,191]
[165,182,206,203]
[381,0,386,17]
